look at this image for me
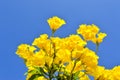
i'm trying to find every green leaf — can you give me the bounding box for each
[24,69,37,76]
[29,70,37,74]
[28,74,41,80]
[24,72,28,76]
[73,71,81,80]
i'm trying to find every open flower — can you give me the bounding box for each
[47,16,66,31]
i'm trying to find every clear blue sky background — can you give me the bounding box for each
[0,0,120,80]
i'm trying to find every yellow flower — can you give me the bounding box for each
[32,34,49,49]
[88,66,105,79]
[74,61,84,72]
[16,44,36,59]
[45,56,53,67]
[65,61,74,73]
[62,34,86,51]
[81,48,99,68]
[26,50,45,67]
[92,32,107,44]
[96,69,112,80]
[55,49,71,64]
[111,66,120,80]
[71,47,85,59]
[47,16,66,31]
[32,34,54,55]
[77,24,107,45]
[77,24,99,41]
[50,37,62,50]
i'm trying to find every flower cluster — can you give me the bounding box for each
[77,24,107,44]
[16,16,120,80]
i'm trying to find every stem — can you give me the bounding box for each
[70,60,77,80]
[49,31,56,80]
[49,69,53,80]
[52,30,56,37]
[95,42,99,54]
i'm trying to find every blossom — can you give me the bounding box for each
[47,16,66,31]
[81,48,99,68]
[16,44,36,59]
[77,24,107,45]
[77,24,99,41]
[92,32,107,44]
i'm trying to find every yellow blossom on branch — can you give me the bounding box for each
[77,24,99,41]
[92,32,107,44]
[47,16,66,32]
[16,16,120,80]
[16,44,36,59]
[77,24,107,45]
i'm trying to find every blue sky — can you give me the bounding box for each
[0,0,120,80]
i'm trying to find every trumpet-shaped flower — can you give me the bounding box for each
[47,16,66,31]
[16,44,36,59]
[92,32,107,44]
